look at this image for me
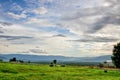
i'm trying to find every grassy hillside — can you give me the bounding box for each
[0,62,120,80]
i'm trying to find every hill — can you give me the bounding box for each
[0,54,111,62]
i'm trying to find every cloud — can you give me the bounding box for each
[0,35,32,40]
[26,18,54,27]
[10,3,23,11]
[29,49,47,54]
[59,0,120,34]
[0,21,13,26]
[0,31,4,33]
[32,7,47,15]
[24,0,39,8]
[52,34,66,37]
[69,36,119,42]
[0,0,120,57]
[0,21,13,33]
[8,12,27,19]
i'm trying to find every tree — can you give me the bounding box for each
[19,60,24,63]
[111,42,120,68]
[49,62,54,67]
[0,59,3,62]
[9,57,17,62]
[53,59,57,65]
[28,60,31,63]
[12,57,16,61]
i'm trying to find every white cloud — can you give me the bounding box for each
[33,7,47,15]
[0,23,45,53]
[0,0,120,57]
[60,15,103,35]
[97,24,120,38]
[0,22,119,57]
[103,2,112,7]
[0,22,69,55]
[8,12,27,19]
[0,22,73,56]
[26,18,54,27]
[59,0,120,35]
[29,49,47,54]
[10,3,23,11]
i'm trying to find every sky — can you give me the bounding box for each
[0,0,120,57]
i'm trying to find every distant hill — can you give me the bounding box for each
[0,56,6,60]
[0,54,111,62]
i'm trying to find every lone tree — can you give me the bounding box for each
[53,59,57,65]
[9,57,17,62]
[0,59,3,62]
[111,42,120,68]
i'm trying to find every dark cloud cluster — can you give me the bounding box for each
[0,31,4,33]
[0,35,32,40]
[52,34,66,37]
[61,0,120,33]
[0,21,13,26]
[0,21,13,34]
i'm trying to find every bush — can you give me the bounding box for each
[19,60,24,63]
[9,57,17,62]
[89,66,94,69]
[98,63,104,68]
[104,69,108,73]
[49,62,54,67]
[0,59,3,62]
[61,64,65,67]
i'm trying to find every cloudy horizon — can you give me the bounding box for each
[0,0,120,57]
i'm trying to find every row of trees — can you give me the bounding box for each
[9,57,24,63]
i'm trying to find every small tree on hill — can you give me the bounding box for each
[9,57,17,62]
[0,59,3,62]
[49,62,54,67]
[13,57,16,61]
[53,59,57,66]
[111,42,120,68]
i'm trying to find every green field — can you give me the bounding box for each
[0,62,120,80]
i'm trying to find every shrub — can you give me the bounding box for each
[61,64,65,67]
[49,62,54,67]
[0,59,3,62]
[9,57,17,62]
[104,69,108,73]
[98,63,104,68]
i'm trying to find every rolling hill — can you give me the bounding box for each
[0,54,111,62]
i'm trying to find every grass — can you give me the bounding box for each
[0,62,120,80]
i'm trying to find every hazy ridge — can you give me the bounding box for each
[0,54,111,62]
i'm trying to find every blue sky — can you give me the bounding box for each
[0,0,120,57]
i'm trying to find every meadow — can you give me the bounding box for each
[0,62,120,80]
